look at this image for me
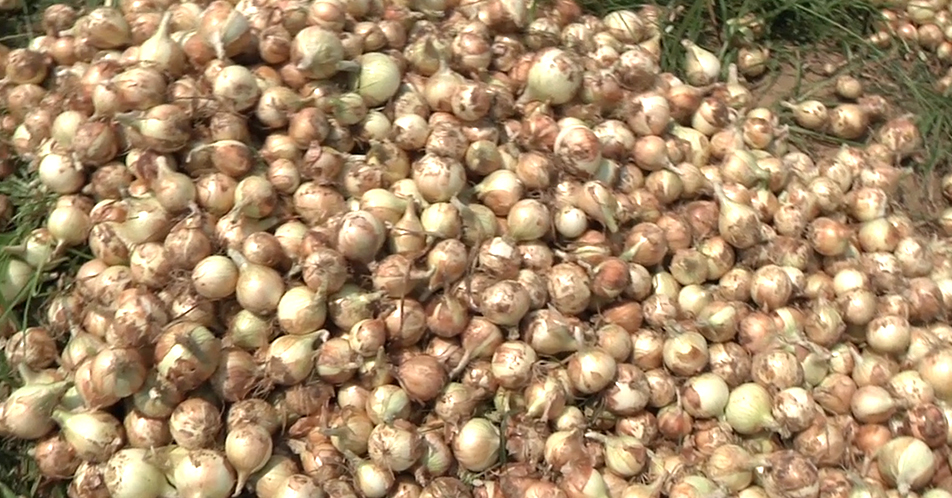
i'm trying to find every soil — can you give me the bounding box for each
[745,47,948,232]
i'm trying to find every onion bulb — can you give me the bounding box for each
[2,379,70,439]
[724,382,778,434]
[877,436,935,492]
[521,48,583,105]
[51,408,124,463]
[173,449,237,498]
[713,182,762,249]
[451,417,500,472]
[225,423,273,494]
[104,448,177,498]
[682,40,720,86]
[292,26,351,79]
[138,12,186,76]
[355,52,400,106]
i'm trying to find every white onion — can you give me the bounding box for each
[173,449,236,498]
[104,448,176,498]
[521,48,583,105]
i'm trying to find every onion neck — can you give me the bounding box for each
[50,407,74,427]
[60,386,86,412]
[114,112,143,131]
[583,431,614,445]
[17,364,44,386]
[299,329,330,348]
[352,289,387,307]
[726,63,741,87]
[619,238,646,263]
[337,60,360,73]
[14,372,73,402]
[596,202,618,233]
[155,11,172,39]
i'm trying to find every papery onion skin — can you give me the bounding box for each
[6,8,952,498]
[452,417,500,472]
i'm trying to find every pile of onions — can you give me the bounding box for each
[0,1,949,498]
[855,0,952,91]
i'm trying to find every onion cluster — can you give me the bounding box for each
[854,0,952,91]
[0,1,951,498]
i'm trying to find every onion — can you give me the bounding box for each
[782,100,829,131]
[367,420,421,472]
[120,105,191,153]
[336,210,387,264]
[491,341,537,389]
[877,436,935,492]
[228,250,285,315]
[560,464,610,498]
[274,286,326,337]
[480,280,531,326]
[555,125,603,178]
[355,52,401,106]
[249,455,298,498]
[919,348,952,401]
[704,444,754,492]
[209,346,260,403]
[520,48,583,105]
[104,448,177,498]
[547,263,592,315]
[713,182,762,249]
[411,154,467,204]
[2,379,70,439]
[877,114,922,159]
[352,459,394,498]
[662,328,708,376]
[173,449,236,498]
[681,372,730,419]
[192,255,239,300]
[5,326,57,370]
[576,180,618,232]
[452,417,500,471]
[396,354,447,402]
[169,397,222,451]
[154,321,221,396]
[754,450,818,498]
[682,40,720,86]
[81,347,147,407]
[725,382,778,434]
[265,331,326,386]
[225,423,272,494]
[272,474,324,498]
[586,431,648,478]
[51,409,124,463]
[567,347,617,395]
[123,410,171,449]
[212,65,260,112]
[292,26,351,79]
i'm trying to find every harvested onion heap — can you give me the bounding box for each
[1,1,952,498]
[860,0,952,90]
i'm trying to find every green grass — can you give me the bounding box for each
[0,355,69,498]
[0,2,89,495]
[0,171,75,498]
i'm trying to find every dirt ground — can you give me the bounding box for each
[749,50,948,233]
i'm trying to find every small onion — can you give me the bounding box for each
[877,436,935,492]
[451,417,500,472]
[173,449,236,498]
[225,423,273,492]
